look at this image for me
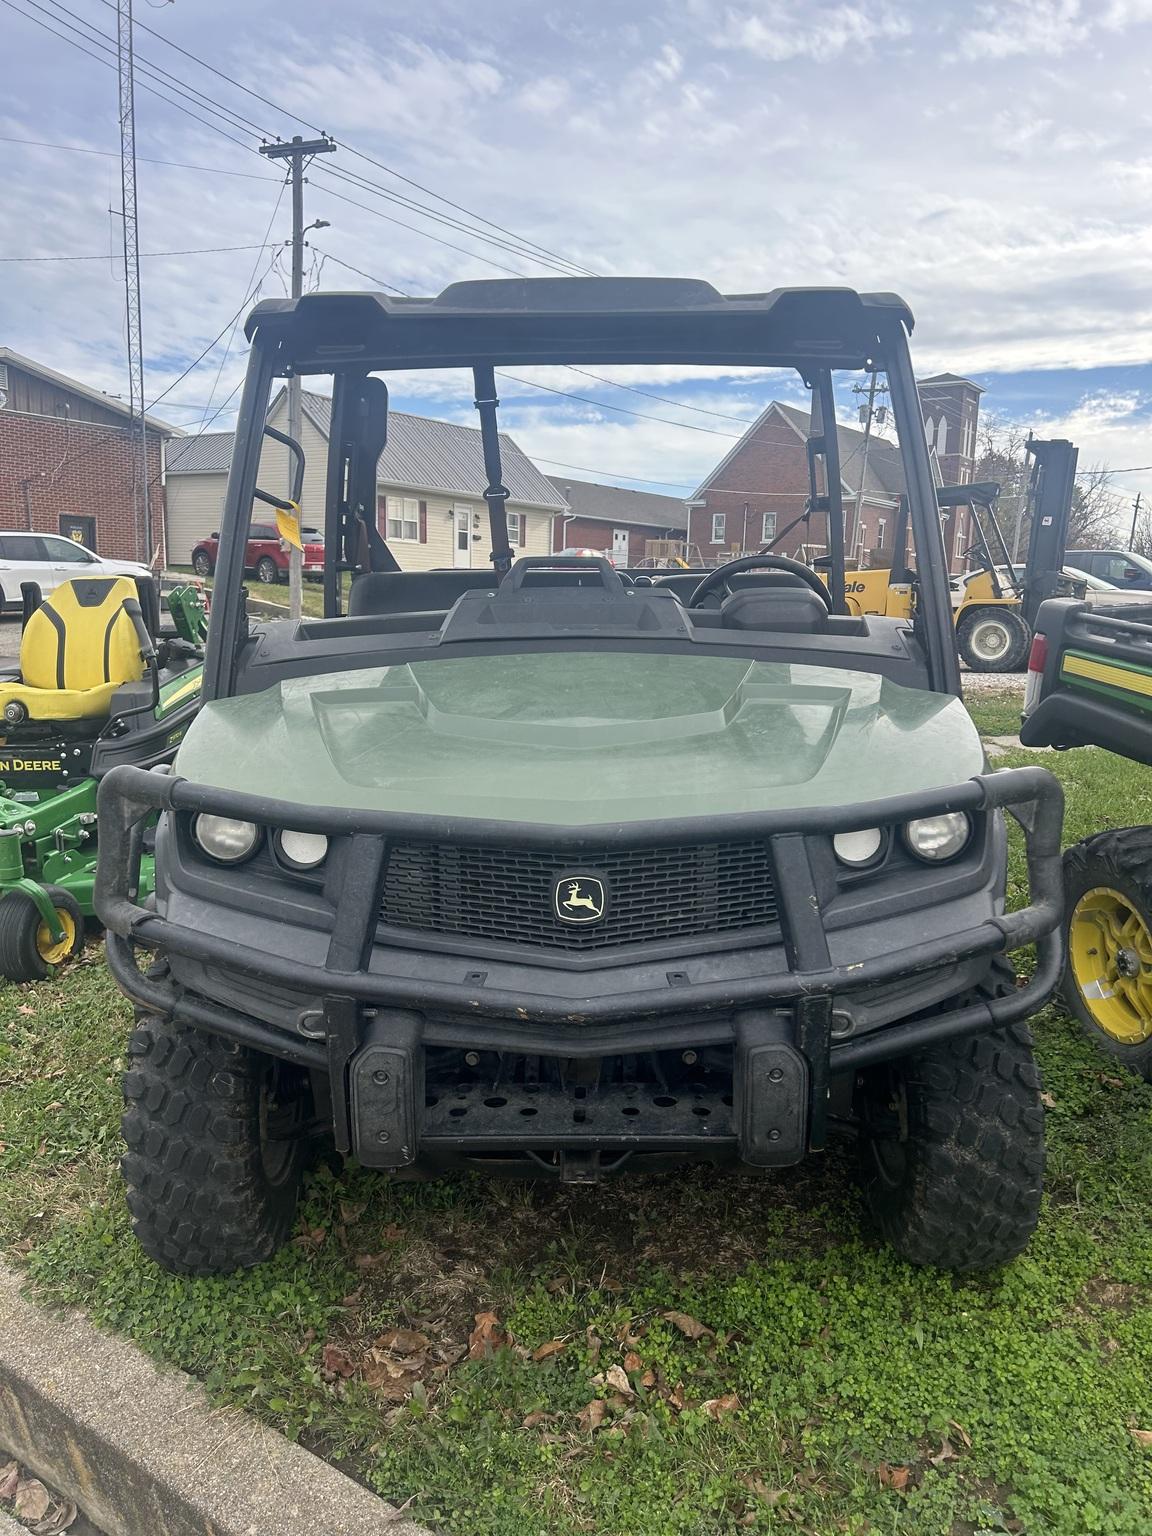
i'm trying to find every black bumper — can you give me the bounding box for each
[96,763,1065,1171]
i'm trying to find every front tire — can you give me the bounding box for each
[1062,829,1152,1080]
[957,606,1031,672]
[856,1024,1045,1271]
[121,1015,311,1275]
[255,556,280,585]
[0,886,84,982]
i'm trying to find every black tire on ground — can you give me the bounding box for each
[956,606,1031,672]
[191,550,214,578]
[0,885,84,983]
[255,556,280,584]
[1061,828,1152,1080]
[121,1014,312,1275]
[855,1023,1045,1271]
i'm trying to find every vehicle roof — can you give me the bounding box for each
[244,278,915,375]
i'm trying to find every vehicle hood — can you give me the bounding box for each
[100,558,152,579]
[175,653,984,824]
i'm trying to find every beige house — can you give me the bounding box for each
[165,388,566,570]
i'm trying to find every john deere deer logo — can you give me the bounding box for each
[553,874,607,925]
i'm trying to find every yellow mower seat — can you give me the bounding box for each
[0,576,147,721]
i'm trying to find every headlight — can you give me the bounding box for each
[193,814,260,864]
[276,828,329,870]
[833,827,883,867]
[904,812,971,863]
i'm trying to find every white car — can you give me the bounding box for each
[0,532,152,612]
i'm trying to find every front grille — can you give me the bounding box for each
[380,839,778,951]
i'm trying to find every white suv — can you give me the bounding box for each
[0,534,152,612]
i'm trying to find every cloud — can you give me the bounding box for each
[716,3,911,62]
[962,0,1152,60]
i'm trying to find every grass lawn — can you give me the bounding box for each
[169,565,342,618]
[3,690,1152,1534]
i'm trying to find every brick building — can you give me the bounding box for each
[0,348,175,564]
[546,476,686,564]
[687,376,983,574]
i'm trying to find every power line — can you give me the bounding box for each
[314,163,591,276]
[313,181,538,280]
[496,373,744,440]
[562,366,756,425]
[1,0,263,153]
[0,132,278,177]
[533,458,695,491]
[92,0,601,276]
[0,243,274,261]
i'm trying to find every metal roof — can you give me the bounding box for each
[0,346,178,435]
[545,475,686,530]
[165,430,235,474]
[166,395,567,510]
[300,392,566,509]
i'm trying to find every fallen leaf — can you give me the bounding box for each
[623,1351,643,1373]
[0,1461,18,1500]
[14,1477,51,1523]
[662,1310,713,1340]
[700,1393,741,1420]
[640,1368,657,1388]
[576,1399,607,1433]
[741,1475,785,1507]
[467,1310,506,1360]
[667,1383,687,1412]
[532,1338,567,1362]
[438,1341,468,1366]
[354,1253,387,1272]
[929,1438,959,1466]
[1040,1091,1057,1108]
[375,1327,431,1356]
[585,1329,603,1366]
[877,1462,911,1492]
[948,1419,973,1449]
[1101,1075,1126,1089]
[32,1497,77,1534]
[521,1410,553,1429]
[339,1199,367,1224]
[605,1363,635,1397]
[321,1342,357,1379]
[1131,1428,1152,1448]
[340,1288,363,1309]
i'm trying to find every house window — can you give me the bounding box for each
[507,510,521,543]
[761,510,776,545]
[711,512,725,544]
[876,518,886,549]
[954,515,966,563]
[386,495,419,542]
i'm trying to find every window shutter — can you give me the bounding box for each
[519,511,526,546]
[377,495,388,534]
[419,499,427,543]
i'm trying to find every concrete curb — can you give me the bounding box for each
[0,1266,434,1536]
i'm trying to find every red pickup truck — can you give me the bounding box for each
[191,522,325,584]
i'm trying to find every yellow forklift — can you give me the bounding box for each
[786,439,1084,672]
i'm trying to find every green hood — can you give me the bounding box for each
[175,653,983,825]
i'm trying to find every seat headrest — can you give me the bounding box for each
[719,587,829,633]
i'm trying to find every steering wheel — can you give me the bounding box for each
[688,553,834,611]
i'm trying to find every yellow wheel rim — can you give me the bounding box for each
[1068,885,1152,1044]
[35,907,77,966]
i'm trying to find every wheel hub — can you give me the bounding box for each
[1069,885,1152,1044]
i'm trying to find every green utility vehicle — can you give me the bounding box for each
[96,279,1064,1277]
[0,575,204,981]
[1022,594,1152,1076]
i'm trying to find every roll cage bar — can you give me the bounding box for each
[206,278,960,701]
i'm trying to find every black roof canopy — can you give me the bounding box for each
[244,278,915,375]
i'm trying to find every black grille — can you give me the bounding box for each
[380,840,778,951]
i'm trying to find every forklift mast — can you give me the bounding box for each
[1021,438,1079,629]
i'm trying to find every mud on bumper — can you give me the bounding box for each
[95,764,1065,1177]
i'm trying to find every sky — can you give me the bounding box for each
[5,0,1152,521]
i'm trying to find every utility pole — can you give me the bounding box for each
[1130,491,1142,552]
[259,134,335,618]
[849,373,885,566]
[116,0,149,565]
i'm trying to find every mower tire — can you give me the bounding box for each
[0,885,84,982]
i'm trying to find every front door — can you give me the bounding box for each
[612,527,630,566]
[60,514,97,550]
[454,506,472,568]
